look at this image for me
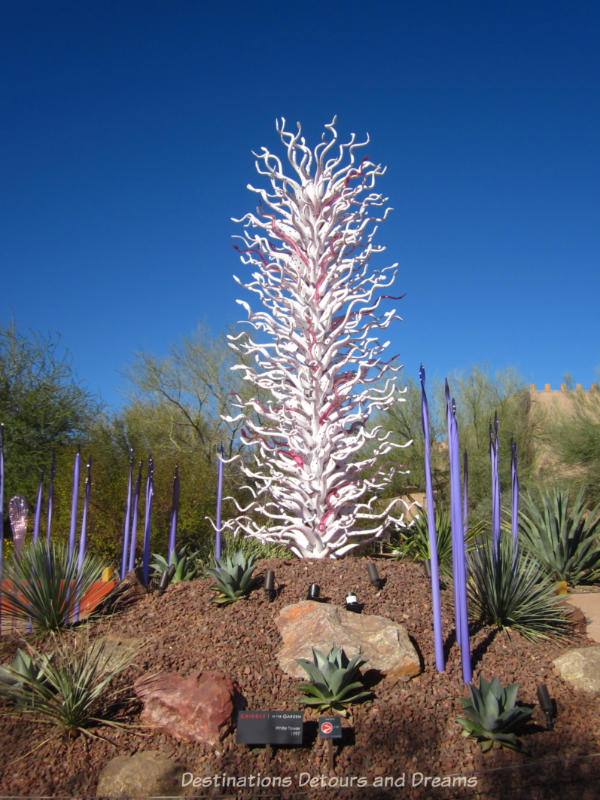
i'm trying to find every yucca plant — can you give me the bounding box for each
[0,648,55,708]
[2,540,104,632]
[388,507,483,575]
[468,534,570,641]
[0,634,135,737]
[150,545,201,583]
[204,550,257,604]
[296,645,371,716]
[456,675,533,752]
[518,488,600,586]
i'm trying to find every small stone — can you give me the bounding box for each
[563,604,587,635]
[96,750,184,798]
[553,646,600,694]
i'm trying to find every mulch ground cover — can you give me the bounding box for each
[1,556,599,800]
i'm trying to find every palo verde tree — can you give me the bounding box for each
[538,377,600,507]
[224,118,412,558]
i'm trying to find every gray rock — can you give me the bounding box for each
[276,600,420,680]
[553,645,600,694]
[96,750,184,798]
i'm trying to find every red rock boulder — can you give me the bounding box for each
[134,671,236,745]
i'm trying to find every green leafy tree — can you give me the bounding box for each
[0,321,100,535]
[122,321,255,461]
[77,324,256,565]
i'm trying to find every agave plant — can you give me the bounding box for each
[204,550,257,604]
[388,507,483,575]
[518,488,600,586]
[296,645,371,716]
[0,634,135,737]
[150,545,201,583]
[456,675,533,752]
[2,539,104,632]
[468,534,570,641]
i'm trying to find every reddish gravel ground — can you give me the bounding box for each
[1,556,600,800]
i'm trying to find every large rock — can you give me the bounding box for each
[96,750,183,798]
[134,671,236,744]
[276,600,420,680]
[553,646,600,694]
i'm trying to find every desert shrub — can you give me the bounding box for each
[518,488,600,585]
[192,529,291,566]
[467,535,570,640]
[2,540,104,632]
[388,507,483,575]
[0,634,135,736]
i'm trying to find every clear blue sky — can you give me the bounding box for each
[2,1,599,410]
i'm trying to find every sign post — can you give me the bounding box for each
[319,716,343,772]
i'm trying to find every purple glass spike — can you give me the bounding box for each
[489,419,500,561]
[215,443,224,561]
[463,449,468,538]
[9,495,28,558]
[445,384,462,649]
[511,438,519,559]
[120,450,134,580]
[68,447,81,560]
[0,424,4,636]
[419,365,444,671]
[33,475,43,543]
[449,402,471,684]
[142,455,154,586]
[494,415,501,555]
[463,448,469,577]
[128,461,142,573]
[168,463,180,565]
[46,451,55,549]
[30,480,42,634]
[73,458,91,623]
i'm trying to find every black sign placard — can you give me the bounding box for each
[318,716,342,739]
[236,711,304,745]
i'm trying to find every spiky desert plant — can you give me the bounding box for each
[150,545,200,583]
[456,675,533,752]
[0,635,135,737]
[518,488,600,585]
[205,550,257,604]
[0,648,54,708]
[223,117,413,558]
[468,535,570,641]
[296,645,371,716]
[2,539,104,632]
